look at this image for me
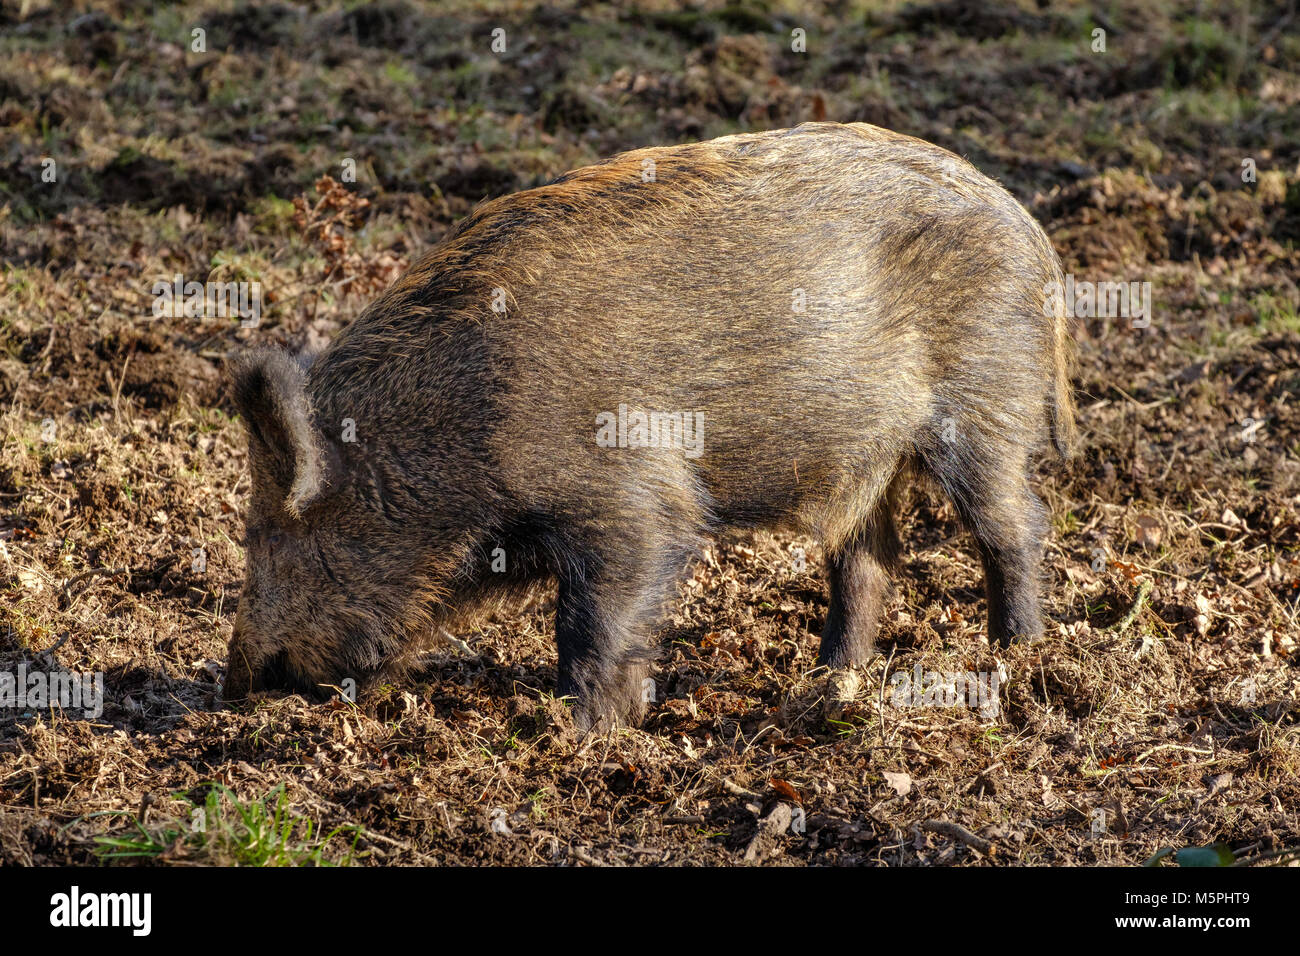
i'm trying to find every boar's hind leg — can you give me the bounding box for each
[927,443,1046,647]
[553,538,687,731]
[818,506,900,668]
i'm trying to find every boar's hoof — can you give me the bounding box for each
[822,667,863,719]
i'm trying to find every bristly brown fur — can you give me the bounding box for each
[226,122,1079,729]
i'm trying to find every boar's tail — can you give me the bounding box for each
[1046,257,1080,459]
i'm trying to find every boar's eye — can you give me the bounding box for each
[241,527,284,550]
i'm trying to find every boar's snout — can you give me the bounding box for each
[223,627,258,704]
[223,624,322,705]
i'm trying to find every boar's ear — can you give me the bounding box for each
[229,348,332,516]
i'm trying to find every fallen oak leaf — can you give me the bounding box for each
[769,777,802,804]
[881,771,912,798]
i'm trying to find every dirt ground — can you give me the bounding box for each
[1,0,1298,866]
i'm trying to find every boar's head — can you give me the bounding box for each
[223,348,438,703]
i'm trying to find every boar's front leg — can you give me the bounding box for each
[818,508,900,667]
[553,537,685,731]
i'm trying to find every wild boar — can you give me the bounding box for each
[224,121,1078,729]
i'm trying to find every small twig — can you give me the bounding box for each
[1232,844,1300,868]
[358,827,417,854]
[34,631,72,667]
[863,744,952,765]
[569,845,609,867]
[61,566,129,606]
[436,627,473,656]
[1110,579,1153,633]
[39,325,57,358]
[721,778,762,801]
[743,802,794,864]
[110,350,132,426]
[1132,742,1215,764]
[919,819,994,856]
